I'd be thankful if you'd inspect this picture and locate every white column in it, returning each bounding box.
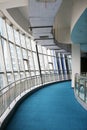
[72,44,80,88]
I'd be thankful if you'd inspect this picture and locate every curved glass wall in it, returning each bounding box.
[0,11,72,120]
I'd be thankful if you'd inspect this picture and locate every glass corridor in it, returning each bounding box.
[0,11,71,125]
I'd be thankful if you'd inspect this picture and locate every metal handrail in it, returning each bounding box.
[0,73,71,121]
[0,75,40,92]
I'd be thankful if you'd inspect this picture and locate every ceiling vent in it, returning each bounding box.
[36,0,56,2]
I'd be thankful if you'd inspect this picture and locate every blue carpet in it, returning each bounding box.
[5,81,87,130]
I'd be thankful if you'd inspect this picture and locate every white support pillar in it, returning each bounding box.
[72,44,80,88]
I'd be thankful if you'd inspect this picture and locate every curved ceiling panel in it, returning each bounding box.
[71,8,87,52]
[71,8,87,44]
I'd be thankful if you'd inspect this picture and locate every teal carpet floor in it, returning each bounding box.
[5,81,87,130]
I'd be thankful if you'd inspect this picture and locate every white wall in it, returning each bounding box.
[72,44,80,87]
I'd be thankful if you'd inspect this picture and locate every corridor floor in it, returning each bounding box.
[5,81,87,130]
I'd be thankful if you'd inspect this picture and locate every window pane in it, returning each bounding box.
[57,53,63,73]
[43,55,49,70]
[28,51,35,70]
[33,52,39,70]
[7,24,14,42]
[0,18,7,38]
[20,34,26,48]
[2,39,12,71]
[7,73,14,84]
[51,50,55,56]
[22,49,27,59]
[0,39,5,72]
[42,46,47,54]
[10,43,18,71]
[26,72,30,77]
[0,74,7,89]
[67,56,72,71]
[52,56,58,73]
[26,37,31,50]
[47,49,51,55]
[24,60,28,70]
[48,55,53,70]
[0,74,4,89]
[31,39,36,51]
[20,72,25,79]
[14,73,20,81]
[36,71,40,75]
[14,29,20,45]
[31,71,35,76]
[39,54,44,70]
[37,44,42,53]
[16,46,24,71]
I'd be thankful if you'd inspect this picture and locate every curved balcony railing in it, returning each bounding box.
[75,73,87,103]
[0,73,71,125]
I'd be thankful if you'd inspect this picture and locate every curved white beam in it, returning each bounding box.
[0,0,28,9]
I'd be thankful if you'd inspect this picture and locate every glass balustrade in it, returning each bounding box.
[0,73,71,118]
[75,73,87,103]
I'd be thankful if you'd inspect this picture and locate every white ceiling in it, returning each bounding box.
[0,0,70,53]
[28,0,62,49]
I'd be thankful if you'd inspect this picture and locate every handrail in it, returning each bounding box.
[0,73,71,125]
[0,73,59,92]
[0,75,42,92]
